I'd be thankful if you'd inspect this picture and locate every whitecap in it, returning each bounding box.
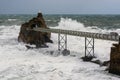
[8,19,17,21]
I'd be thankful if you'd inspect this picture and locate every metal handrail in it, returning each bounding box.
[32,28,119,41]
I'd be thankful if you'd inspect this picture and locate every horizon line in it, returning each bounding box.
[0,13,120,15]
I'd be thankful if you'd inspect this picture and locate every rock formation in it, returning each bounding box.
[109,43,120,75]
[18,13,53,48]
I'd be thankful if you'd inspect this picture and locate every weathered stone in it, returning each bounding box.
[18,13,53,48]
[109,43,120,75]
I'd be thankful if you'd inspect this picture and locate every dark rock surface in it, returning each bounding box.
[109,43,120,75]
[18,13,53,48]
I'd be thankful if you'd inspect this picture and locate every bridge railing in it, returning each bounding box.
[33,28,119,42]
[27,27,120,60]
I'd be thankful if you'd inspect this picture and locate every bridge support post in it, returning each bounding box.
[58,34,70,55]
[82,37,95,61]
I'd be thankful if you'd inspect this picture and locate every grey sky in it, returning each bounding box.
[0,0,120,14]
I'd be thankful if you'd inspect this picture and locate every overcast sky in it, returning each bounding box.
[0,0,120,14]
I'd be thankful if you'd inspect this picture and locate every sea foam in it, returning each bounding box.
[51,18,118,61]
[0,18,119,80]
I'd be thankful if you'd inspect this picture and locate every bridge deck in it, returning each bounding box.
[33,28,119,42]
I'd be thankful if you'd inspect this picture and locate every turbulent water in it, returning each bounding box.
[1,14,120,29]
[0,14,120,80]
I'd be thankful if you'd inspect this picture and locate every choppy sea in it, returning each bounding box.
[0,14,120,29]
[0,14,120,80]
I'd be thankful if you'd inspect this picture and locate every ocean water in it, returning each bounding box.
[1,14,120,29]
[0,14,120,80]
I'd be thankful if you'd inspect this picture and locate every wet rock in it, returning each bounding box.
[91,60,102,65]
[110,32,118,36]
[62,49,70,56]
[102,61,110,66]
[81,56,94,61]
[18,13,53,48]
[109,43,120,75]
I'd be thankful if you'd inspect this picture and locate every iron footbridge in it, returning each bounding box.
[29,28,119,59]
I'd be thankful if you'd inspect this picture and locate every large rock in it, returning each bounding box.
[109,43,120,75]
[18,13,53,48]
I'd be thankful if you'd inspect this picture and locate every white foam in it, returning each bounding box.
[52,18,118,60]
[56,18,101,32]
[0,18,119,80]
[8,19,17,21]
[55,18,120,34]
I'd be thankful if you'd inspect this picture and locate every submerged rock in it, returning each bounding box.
[18,13,53,48]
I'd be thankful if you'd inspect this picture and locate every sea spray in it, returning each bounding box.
[0,15,120,80]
